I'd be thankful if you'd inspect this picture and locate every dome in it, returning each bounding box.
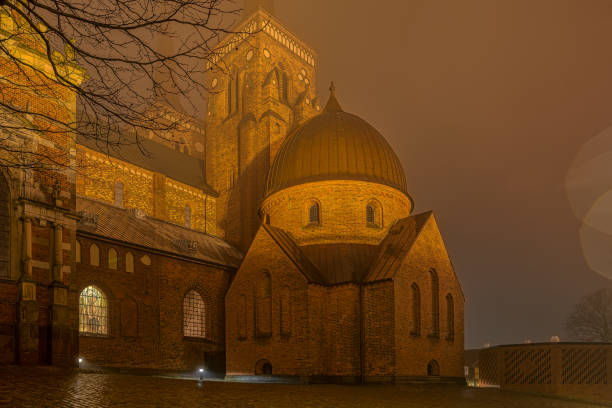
[266,84,408,197]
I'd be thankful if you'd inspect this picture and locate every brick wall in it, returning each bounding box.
[75,235,232,370]
[225,228,311,376]
[393,214,465,379]
[262,180,413,246]
[77,147,216,235]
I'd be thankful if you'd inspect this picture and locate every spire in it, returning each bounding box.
[324,81,343,112]
[243,0,275,16]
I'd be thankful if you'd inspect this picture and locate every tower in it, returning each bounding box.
[205,5,320,250]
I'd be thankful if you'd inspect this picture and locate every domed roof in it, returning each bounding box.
[266,84,408,196]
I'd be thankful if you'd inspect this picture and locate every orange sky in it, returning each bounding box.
[265,0,612,348]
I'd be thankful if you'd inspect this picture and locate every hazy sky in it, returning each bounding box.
[250,0,612,349]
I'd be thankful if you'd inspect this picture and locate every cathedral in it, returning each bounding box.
[0,1,465,383]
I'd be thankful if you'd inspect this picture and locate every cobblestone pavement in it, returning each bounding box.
[0,366,606,408]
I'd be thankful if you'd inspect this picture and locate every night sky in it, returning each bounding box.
[245,0,612,349]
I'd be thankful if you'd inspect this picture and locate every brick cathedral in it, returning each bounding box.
[0,1,465,383]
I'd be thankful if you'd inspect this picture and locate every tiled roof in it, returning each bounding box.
[77,134,217,196]
[76,197,242,268]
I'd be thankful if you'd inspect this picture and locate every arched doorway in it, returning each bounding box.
[0,173,10,279]
[427,360,440,376]
[255,359,272,375]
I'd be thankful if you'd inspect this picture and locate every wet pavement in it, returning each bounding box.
[0,366,606,407]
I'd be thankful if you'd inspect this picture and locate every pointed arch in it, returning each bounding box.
[108,248,117,269]
[125,251,134,273]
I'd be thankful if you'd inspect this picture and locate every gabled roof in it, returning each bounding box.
[263,224,327,284]
[78,134,217,196]
[300,244,378,284]
[364,212,433,282]
[76,197,242,268]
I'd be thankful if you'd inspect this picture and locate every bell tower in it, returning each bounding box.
[205,4,320,250]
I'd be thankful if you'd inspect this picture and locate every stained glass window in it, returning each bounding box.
[79,286,108,335]
[183,290,206,338]
[430,269,440,337]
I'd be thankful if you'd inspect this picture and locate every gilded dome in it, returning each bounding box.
[266,85,409,197]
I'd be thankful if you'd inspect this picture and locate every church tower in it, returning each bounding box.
[205,2,320,250]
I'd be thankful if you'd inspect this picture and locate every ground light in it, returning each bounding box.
[198,368,204,380]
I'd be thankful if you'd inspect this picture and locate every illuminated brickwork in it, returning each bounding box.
[262,181,413,246]
[76,146,217,235]
[205,9,319,250]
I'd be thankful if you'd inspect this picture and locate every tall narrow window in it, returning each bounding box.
[125,252,134,273]
[366,205,375,224]
[446,294,454,341]
[366,200,382,227]
[185,205,192,228]
[256,271,272,336]
[75,240,81,263]
[411,283,421,336]
[90,244,99,267]
[238,294,247,339]
[309,203,319,224]
[183,290,206,338]
[430,269,440,337]
[114,181,124,207]
[79,286,108,335]
[108,248,117,270]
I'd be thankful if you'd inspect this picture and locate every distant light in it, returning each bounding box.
[78,357,83,364]
[550,336,560,343]
[198,368,204,373]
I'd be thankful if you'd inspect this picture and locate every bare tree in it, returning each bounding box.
[0,0,249,170]
[566,288,612,343]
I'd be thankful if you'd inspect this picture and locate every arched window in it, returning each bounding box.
[411,283,421,336]
[90,244,99,267]
[446,294,454,341]
[309,202,319,224]
[125,252,134,273]
[183,290,206,338]
[260,271,271,298]
[108,248,117,270]
[430,269,440,337]
[185,205,192,228]
[75,240,81,263]
[366,205,375,224]
[114,181,124,207]
[366,200,382,227]
[427,360,440,376]
[79,286,108,335]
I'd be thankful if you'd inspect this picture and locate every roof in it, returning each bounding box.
[300,244,379,284]
[257,213,433,285]
[365,212,432,282]
[266,87,409,197]
[263,225,327,284]
[76,197,242,268]
[77,134,217,196]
